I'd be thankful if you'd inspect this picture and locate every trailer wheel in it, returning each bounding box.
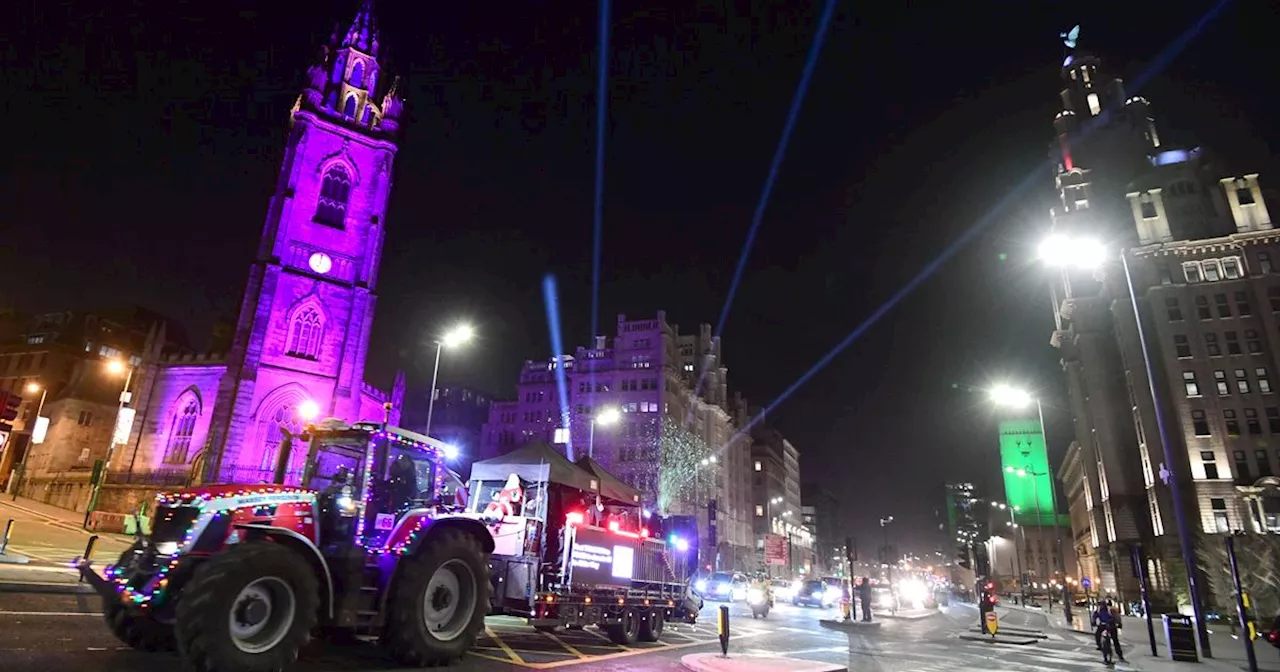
[385,528,490,666]
[105,604,175,651]
[175,542,319,672]
[638,609,664,642]
[605,608,640,645]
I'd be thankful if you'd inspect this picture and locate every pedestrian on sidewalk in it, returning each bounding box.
[858,576,873,622]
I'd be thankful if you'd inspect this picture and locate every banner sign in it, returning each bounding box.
[569,525,638,587]
[765,534,788,566]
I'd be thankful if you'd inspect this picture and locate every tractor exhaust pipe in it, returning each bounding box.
[273,428,294,485]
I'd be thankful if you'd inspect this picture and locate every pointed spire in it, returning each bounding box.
[342,0,380,57]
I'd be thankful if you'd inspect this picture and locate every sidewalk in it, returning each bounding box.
[1002,603,1278,671]
[0,496,131,592]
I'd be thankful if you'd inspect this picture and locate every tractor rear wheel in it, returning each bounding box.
[175,542,319,672]
[385,528,491,666]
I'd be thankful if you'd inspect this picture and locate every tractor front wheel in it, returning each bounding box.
[175,542,319,672]
[385,528,491,666]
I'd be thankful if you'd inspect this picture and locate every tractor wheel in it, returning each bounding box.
[105,603,175,651]
[175,542,319,672]
[385,528,491,666]
[638,609,664,642]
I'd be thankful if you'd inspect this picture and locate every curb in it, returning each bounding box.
[0,552,31,565]
[681,653,848,672]
[958,634,1038,645]
[967,626,1048,639]
[0,580,94,595]
[878,610,938,620]
[819,619,883,631]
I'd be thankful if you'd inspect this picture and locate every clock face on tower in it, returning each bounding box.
[308,252,333,275]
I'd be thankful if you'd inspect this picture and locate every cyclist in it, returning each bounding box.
[1094,600,1124,663]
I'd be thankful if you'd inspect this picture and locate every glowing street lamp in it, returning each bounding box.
[425,324,476,437]
[10,382,49,501]
[85,360,135,526]
[1037,233,1211,650]
[588,406,621,458]
[298,399,321,422]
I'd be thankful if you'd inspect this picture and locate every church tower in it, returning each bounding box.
[204,0,405,481]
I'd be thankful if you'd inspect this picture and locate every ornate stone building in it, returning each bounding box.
[123,1,406,490]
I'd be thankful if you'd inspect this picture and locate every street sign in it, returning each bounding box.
[764,534,788,566]
[1081,577,1092,590]
[984,611,999,635]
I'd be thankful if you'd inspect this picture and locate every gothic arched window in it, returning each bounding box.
[258,404,304,478]
[314,165,350,228]
[350,61,364,89]
[343,95,357,119]
[287,307,324,360]
[162,396,200,464]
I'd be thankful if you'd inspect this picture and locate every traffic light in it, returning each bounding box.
[979,581,998,611]
[0,390,19,423]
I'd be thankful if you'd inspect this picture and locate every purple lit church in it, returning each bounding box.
[129,1,405,484]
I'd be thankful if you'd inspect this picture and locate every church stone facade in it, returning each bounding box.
[127,1,405,488]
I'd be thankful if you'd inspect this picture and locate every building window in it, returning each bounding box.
[1270,288,1280,313]
[1205,333,1221,356]
[1158,263,1173,284]
[1234,369,1250,394]
[1269,408,1280,433]
[1257,449,1274,477]
[77,410,94,427]
[1149,488,1166,536]
[1183,371,1200,397]
[754,460,762,472]
[1237,184,1256,205]
[286,307,324,360]
[1211,500,1231,532]
[1143,200,1159,220]
[315,164,351,228]
[1205,462,1220,480]
[1236,291,1253,316]
[1185,264,1203,284]
[1087,92,1101,116]
[342,95,357,118]
[1215,293,1232,317]
[1174,334,1192,358]
[1226,331,1242,355]
[1224,410,1240,436]
[1223,257,1243,279]
[1205,262,1223,283]
[1166,297,1184,321]
[755,505,764,517]
[1246,408,1262,435]
[1246,329,1263,354]
[1191,410,1210,436]
[163,397,200,464]
[1214,370,1230,395]
[1258,367,1273,394]
[1260,253,1273,274]
[1234,451,1251,480]
[1196,296,1212,319]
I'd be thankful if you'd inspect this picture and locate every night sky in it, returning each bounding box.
[2,0,1275,553]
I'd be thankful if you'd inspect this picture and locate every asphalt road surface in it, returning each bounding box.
[0,593,1133,671]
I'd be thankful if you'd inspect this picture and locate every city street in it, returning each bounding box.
[0,591,1165,672]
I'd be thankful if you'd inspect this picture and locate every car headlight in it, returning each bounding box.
[747,588,765,603]
[154,541,179,556]
[695,579,708,592]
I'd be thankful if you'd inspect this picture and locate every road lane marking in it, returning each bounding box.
[484,626,526,665]
[0,611,102,616]
[539,630,587,659]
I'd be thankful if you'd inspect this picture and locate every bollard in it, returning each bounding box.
[0,519,13,555]
[717,604,729,657]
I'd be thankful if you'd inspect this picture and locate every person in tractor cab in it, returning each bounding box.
[386,453,420,513]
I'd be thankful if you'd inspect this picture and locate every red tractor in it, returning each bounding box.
[78,421,495,672]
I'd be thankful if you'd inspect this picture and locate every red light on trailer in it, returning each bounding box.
[640,527,649,538]
[566,511,584,526]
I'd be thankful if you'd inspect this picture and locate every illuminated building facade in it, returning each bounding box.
[1047,29,1276,606]
[122,2,406,493]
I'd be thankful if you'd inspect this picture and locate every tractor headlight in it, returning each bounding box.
[154,541,179,556]
[336,486,358,516]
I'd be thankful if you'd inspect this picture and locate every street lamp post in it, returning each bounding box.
[1040,234,1211,654]
[588,406,620,458]
[10,382,48,501]
[425,324,475,438]
[991,502,1026,601]
[880,515,894,582]
[85,360,134,526]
